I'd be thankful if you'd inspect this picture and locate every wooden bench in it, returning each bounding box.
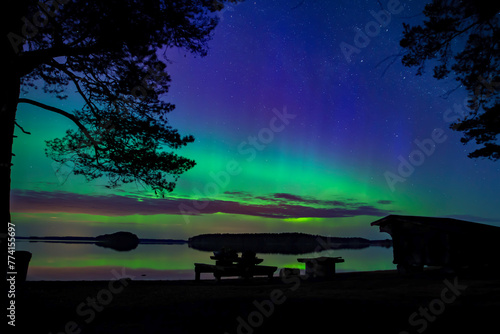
[194,263,277,281]
[297,256,344,278]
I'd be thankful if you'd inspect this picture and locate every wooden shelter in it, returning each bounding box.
[371,215,500,273]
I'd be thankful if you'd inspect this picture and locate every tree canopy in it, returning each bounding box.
[400,0,500,160]
[5,0,239,196]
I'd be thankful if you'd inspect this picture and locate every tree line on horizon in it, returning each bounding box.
[188,232,391,254]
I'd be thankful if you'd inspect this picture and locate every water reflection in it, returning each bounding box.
[19,241,396,281]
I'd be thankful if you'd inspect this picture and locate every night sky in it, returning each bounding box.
[11,0,500,240]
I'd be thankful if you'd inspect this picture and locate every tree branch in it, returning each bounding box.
[48,59,100,119]
[435,21,481,52]
[17,98,100,158]
[375,51,404,77]
[18,44,100,76]
[14,121,31,135]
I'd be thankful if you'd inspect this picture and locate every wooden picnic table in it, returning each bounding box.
[297,256,345,278]
[195,251,276,281]
[194,263,276,281]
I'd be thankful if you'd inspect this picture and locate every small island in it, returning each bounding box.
[95,231,140,251]
[18,231,141,251]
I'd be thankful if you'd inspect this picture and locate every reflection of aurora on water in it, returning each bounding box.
[19,241,395,281]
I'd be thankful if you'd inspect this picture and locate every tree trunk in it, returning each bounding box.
[1,64,20,269]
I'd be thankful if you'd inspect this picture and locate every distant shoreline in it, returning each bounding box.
[16,236,188,245]
[17,232,392,249]
[189,232,392,254]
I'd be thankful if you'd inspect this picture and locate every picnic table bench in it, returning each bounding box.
[194,263,277,281]
[194,249,277,281]
[297,256,345,278]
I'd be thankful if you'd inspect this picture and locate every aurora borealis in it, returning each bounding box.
[11,0,500,245]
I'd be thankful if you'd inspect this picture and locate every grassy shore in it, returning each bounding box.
[15,269,500,334]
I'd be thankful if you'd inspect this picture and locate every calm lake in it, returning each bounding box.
[19,241,396,281]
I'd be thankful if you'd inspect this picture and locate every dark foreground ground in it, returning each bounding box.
[13,269,500,334]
